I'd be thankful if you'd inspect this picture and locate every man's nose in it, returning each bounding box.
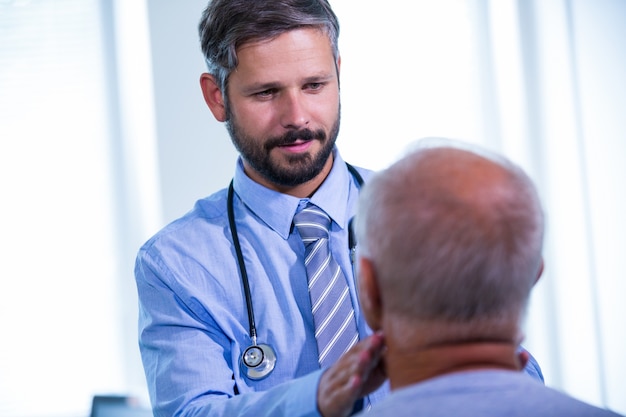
[279,90,309,129]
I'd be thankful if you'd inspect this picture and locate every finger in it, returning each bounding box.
[317,334,386,417]
[354,332,385,376]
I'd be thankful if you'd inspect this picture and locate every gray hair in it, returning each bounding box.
[355,139,544,333]
[198,0,340,93]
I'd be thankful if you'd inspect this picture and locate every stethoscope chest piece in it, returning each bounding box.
[240,343,277,380]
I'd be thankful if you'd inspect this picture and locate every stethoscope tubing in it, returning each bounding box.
[227,181,258,344]
[227,163,363,380]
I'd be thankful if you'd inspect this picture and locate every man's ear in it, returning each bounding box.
[357,257,382,331]
[534,258,545,285]
[335,55,341,88]
[200,73,227,122]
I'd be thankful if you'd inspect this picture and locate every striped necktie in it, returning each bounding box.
[294,203,360,368]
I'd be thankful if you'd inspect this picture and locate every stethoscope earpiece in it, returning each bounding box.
[240,343,277,380]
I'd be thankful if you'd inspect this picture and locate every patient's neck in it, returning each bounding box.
[387,340,522,390]
[383,319,523,391]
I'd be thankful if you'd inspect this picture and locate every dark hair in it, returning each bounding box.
[198,0,340,92]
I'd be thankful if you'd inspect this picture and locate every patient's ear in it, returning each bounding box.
[534,258,545,285]
[357,257,382,331]
[200,73,227,122]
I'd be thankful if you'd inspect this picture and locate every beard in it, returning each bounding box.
[225,106,341,187]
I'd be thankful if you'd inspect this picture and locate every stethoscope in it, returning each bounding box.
[228,163,364,380]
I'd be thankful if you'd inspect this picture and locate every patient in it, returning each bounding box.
[354,139,623,416]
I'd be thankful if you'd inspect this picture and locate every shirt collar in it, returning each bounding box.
[232,148,351,239]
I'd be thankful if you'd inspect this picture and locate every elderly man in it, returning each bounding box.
[354,140,623,417]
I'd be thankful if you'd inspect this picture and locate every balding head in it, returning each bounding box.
[355,140,544,343]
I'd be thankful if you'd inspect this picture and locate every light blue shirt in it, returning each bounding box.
[135,150,381,417]
[135,149,544,416]
[357,370,622,417]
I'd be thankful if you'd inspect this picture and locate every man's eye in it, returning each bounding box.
[255,89,276,98]
[306,82,323,91]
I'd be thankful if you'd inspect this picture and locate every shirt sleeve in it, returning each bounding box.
[135,248,323,417]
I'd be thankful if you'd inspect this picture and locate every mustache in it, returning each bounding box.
[265,129,326,150]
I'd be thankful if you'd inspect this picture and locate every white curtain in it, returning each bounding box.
[0,0,156,416]
[336,0,626,413]
[503,0,626,411]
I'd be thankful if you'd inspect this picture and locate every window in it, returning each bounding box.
[0,1,154,415]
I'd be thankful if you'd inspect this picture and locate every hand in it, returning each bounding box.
[317,331,386,417]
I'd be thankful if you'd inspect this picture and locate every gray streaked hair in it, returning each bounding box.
[198,0,340,93]
[356,138,544,330]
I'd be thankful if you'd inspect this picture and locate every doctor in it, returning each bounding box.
[134,1,542,416]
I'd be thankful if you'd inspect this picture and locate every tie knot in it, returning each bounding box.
[294,204,331,242]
